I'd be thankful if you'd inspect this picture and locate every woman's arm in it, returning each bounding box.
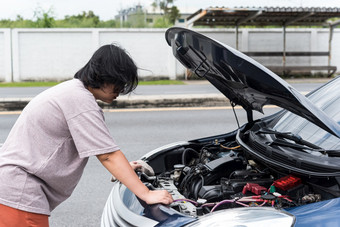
[97,150,173,205]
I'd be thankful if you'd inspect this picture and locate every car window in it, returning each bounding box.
[273,77,340,150]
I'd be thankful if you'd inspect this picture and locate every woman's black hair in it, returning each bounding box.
[74,44,138,94]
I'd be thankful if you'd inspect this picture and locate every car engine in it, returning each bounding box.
[140,138,340,217]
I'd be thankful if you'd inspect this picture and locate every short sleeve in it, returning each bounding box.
[67,110,120,158]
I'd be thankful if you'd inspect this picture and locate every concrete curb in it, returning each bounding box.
[0,98,32,111]
[0,94,229,111]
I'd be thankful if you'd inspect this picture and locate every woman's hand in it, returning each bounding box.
[129,161,172,204]
[143,190,173,205]
[129,161,142,170]
[98,151,173,205]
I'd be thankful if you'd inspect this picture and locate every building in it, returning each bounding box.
[115,4,192,27]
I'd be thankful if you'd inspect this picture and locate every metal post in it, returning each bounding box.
[328,19,340,77]
[283,25,286,75]
[328,24,333,76]
[9,28,14,82]
[236,25,239,50]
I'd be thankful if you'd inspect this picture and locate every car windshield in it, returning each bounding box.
[273,77,340,150]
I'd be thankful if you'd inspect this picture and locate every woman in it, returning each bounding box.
[0,44,173,227]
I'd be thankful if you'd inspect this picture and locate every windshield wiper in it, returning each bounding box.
[256,128,326,154]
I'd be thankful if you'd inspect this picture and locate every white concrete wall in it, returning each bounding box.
[0,29,12,82]
[246,29,332,67]
[12,29,94,82]
[98,29,173,78]
[0,28,339,82]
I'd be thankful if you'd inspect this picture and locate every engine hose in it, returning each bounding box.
[144,182,156,190]
[188,176,198,196]
[179,171,195,192]
[182,148,199,165]
[190,177,200,198]
[179,173,190,190]
[193,175,205,200]
[201,187,223,201]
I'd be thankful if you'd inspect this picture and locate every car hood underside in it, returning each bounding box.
[165,27,340,138]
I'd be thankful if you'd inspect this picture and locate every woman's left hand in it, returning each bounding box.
[129,161,142,170]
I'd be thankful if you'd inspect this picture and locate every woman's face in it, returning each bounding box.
[88,83,121,103]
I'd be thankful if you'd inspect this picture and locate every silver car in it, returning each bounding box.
[101,27,340,227]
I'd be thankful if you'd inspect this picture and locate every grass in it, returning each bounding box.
[0,80,185,87]
[0,81,60,87]
[139,80,185,85]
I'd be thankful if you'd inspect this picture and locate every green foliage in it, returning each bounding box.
[125,12,147,28]
[168,6,180,24]
[34,7,56,28]
[0,81,60,87]
[153,17,172,28]
[152,0,180,25]
[98,20,119,28]
[61,10,100,27]
[0,4,180,28]
[0,15,36,28]
[139,80,185,85]
[0,8,120,28]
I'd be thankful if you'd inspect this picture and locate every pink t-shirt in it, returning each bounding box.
[0,79,120,215]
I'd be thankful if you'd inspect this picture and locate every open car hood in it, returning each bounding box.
[165,27,340,138]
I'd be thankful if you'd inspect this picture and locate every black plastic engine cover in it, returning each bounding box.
[203,156,245,185]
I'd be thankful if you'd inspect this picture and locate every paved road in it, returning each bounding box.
[0,106,280,226]
[0,78,331,226]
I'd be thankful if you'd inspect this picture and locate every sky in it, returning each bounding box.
[0,0,340,21]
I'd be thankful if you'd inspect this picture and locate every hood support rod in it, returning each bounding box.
[246,109,253,124]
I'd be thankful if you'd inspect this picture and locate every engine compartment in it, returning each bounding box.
[140,136,340,217]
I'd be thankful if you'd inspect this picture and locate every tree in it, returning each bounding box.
[0,15,35,28]
[98,19,118,28]
[34,8,55,28]
[62,11,100,27]
[153,17,171,28]
[0,10,119,28]
[168,6,180,25]
[152,0,180,25]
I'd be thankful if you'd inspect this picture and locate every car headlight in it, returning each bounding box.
[185,207,295,227]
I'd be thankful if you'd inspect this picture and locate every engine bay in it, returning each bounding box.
[140,136,340,217]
